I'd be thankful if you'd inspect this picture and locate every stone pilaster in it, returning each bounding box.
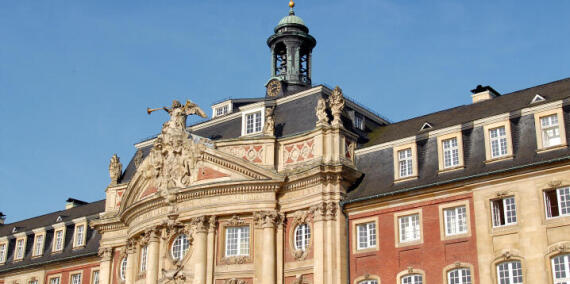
[255,211,278,284]
[276,214,285,284]
[125,240,136,284]
[146,229,161,284]
[206,216,217,284]
[325,202,338,284]
[311,203,326,284]
[191,216,209,284]
[98,247,113,284]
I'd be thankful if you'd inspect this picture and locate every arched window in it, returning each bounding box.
[294,223,311,251]
[552,254,570,283]
[171,234,190,261]
[119,257,127,281]
[496,261,522,284]
[448,268,471,284]
[401,274,422,284]
[358,280,378,284]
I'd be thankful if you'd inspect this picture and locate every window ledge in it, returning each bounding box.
[491,224,519,236]
[354,250,377,258]
[354,247,378,255]
[537,144,567,154]
[394,175,418,183]
[485,154,514,164]
[396,240,422,248]
[438,165,465,174]
[545,215,570,228]
[72,245,85,250]
[441,232,470,242]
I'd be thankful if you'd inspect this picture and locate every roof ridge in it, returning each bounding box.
[1,199,104,227]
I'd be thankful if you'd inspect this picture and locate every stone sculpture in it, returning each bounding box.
[109,154,122,185]
[328,86,345,127]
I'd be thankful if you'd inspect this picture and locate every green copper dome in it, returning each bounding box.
[277,13,306,27]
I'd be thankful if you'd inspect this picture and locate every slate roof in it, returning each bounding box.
[346,77,570,203]
[0,200,105,273]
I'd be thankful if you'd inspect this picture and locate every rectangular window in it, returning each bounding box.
[92,271,99,284]
[225,226,250,257]
[398,148,413,178]
[0,243,6,263]
[491,197,517,227]
[444,206,467,236]
[552,254,570,283]
[541,114,561,147]
[29,281,38,284]
[356,222,376,250]
[545,187,570,218]
[399,214,420,243]
[245,111,262,134]
[71,273,81,284]
[215,105,229,117]
[34,235,44,256]
[489,126,508,158]
[497,261,523,284]
[50,277,61,284]
[442,137,460,168]
[75,225,85,247]
[15,239,25,260]
[354,112,364,130]
[140,246,148,272]
[54,230,64,251]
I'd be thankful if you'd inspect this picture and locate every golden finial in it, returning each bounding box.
[289,0,295,8]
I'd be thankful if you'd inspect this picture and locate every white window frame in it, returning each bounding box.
[356,222,377,250]
[0,242,7,263]
[294,223,311,251]
[447,267,472,284]
[444,206,467,236]
[401,274,423,284]
[399,214,420,243]
[225,226,250,257]
[545,187,570,219]
[212,102,232,118]
[496,261,523,284]
[354,112,365,130]
[15,237,25,260]
[398,148,413,178]
[28,280,38,284]
[491,196,517,227]
[442,137,460,168]
[70,273,81,284]
[54,229,65,252]
[49,276,61,284]
[140,245,148,272]
[241,108,264,136]
[33,234,45,256]
[119,257,127,281]
[358,280,378,284]
[552,254,570,284]
[489,126,508,158]
[170,234,190,261]
[74,224,85,247]
[91,270,99,284]
[541,114,562,147]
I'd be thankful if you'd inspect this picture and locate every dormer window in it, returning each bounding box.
[33,233,45,257]
[354,112,364,130]
[53,227,66,253]
[15,238,25,260]
[0,242,7,263]
[212,102,232,118]
[74,224,85,247]
[241,108,264,136]
[531,94,545,104]
[56,216,63,222]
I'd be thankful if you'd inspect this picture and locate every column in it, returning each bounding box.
[192,216,208,284]
[325,202,338,284]
[125,241,136,284]
[206,216,217,284]
[146,229,160,284]
[260,212,277,284]
[276,215,284,284]
[98,248,113,284]
[312,203,326,284]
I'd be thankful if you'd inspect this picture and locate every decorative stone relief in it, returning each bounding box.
[208,216,217,233]
[142,100,208,193]
[126,238,137,254]
[98,247,113,261]
[190,216,209,233]
[227,215,247,226]
[284,139,315,165]
[254,211,279,228]
[222,145,264,164]
[315,97,329,127]
[225,278,246,284]
[161,263,186,283]
[220,255,251,265]
[263,106,275,136]
[109,154,122,185]
[345,139,355,160]
[548,242,570,254]
[328,86,345,127]
[310,202,327,222]
[134,149,144,168]
[325,202,338,221]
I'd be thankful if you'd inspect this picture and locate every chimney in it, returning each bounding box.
[66,198,88,210]
[0,212,6,225]
[470,85,500,103]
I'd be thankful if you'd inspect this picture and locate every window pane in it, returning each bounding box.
[448,268,471,284]
[552,254,570,283]
[558,187,570,216]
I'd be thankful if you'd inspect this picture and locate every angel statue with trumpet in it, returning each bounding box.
[148,100,207,135]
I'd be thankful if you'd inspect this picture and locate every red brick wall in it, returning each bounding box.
[349,193,479,283]
[45,261,99,284]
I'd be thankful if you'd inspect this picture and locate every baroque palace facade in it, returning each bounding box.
[2,2,570,284]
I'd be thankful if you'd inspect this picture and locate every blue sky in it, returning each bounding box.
[1,1,569,222]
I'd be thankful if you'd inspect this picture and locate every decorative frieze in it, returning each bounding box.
[219,255,251,265]
[221,145,265,164]
[283,139,315,165]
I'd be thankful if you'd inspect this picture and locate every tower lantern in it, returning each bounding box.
[266,1,317,97]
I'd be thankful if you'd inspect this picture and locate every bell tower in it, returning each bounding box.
[266,1,317,97]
